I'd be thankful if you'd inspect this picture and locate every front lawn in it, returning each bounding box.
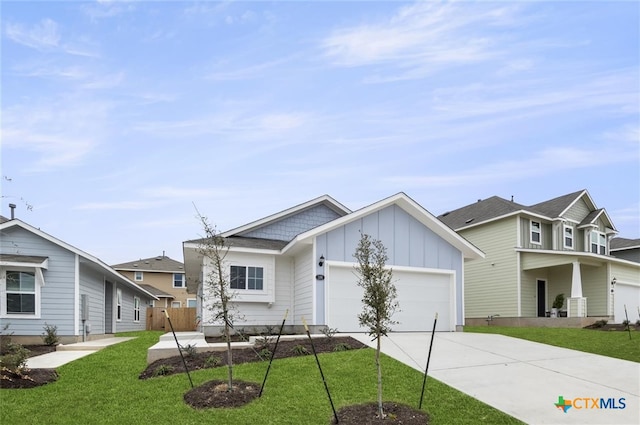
[1,331,522,424]
[465,326,640,363]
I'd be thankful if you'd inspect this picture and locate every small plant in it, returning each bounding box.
[152,364,174,377]
[291,344,310,356]
[320,326,338,339]
[0,322,13,355]
[204,354,221,368]
[0,342,30,374]
[622,320,631,331]
[258,348,272,360]
[180,344,198,358]
[593,319,608,328]
[255,335,271,349]
[264,325,276,335]
[235,327,247,341]
[552,293,565,310]
[333,342,351,352]
[41,323,60,346]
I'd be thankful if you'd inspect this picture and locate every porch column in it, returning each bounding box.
[570,261,582,298]
[568,261,587,317]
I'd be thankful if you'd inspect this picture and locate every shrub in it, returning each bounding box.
[291,345,310,356]
[180,344,198,358]
[593,319,608,328]
[622,320,631,331]
[0,323,13,355]
[320,326,338,339]
[255,335,271,349]
[204,354,221,368]
[333,342,351,352]
[0,342,30,374]
[264,325,276,335]
[41,323,60,346]
[152,364,174,377]
[258,348,272,360]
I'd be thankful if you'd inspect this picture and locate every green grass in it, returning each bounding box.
[1,331,522,424]
[465,326,640,363]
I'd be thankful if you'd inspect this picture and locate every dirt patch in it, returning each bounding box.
[333,402,429,424]
[24,345,57,357]
[584,323,640,331]
[184,379,261,409]
[1,368,58,389]
[139,336,366,379]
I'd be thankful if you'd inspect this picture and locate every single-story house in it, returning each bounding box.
[437,189,640,324]
[0,214,157,344]
[183,193,484,335]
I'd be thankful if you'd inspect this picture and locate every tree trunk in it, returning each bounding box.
[376,336,384,419]
[224,310,233,391]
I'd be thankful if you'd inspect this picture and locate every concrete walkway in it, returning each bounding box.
[26,337,135,369]
[349,332,639,425]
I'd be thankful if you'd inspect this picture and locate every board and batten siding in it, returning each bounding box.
[0,226,77,336]
[315,205,465,324]
[293,246,313,326]
[461,216,519,318]
[78,263,107,335]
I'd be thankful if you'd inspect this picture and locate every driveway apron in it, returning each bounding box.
[349,332,639,425]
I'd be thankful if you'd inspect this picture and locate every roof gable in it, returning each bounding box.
[220,195,351,240]
[529,189,589,218]
[438,196,527,230]
[286,192,484,260]
[113,255,184,272]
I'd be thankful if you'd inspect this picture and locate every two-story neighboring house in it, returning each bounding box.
[112,255,192,308]
[438,189,640,324]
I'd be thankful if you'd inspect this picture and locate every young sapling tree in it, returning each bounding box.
[354,233,398,419]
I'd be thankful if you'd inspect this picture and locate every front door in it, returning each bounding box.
[537,280,546,317]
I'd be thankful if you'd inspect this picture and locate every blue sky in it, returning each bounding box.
[2,1,638,264]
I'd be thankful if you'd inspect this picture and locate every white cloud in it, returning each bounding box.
[5,18,61,50]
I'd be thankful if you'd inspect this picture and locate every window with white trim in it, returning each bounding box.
[590,231,607,255]
[1,267,45,318]
[530,220,541,244]
[171,301,181,308]
[133,296,140,322]
[134,271,143,281]
[187,298,197,308]
[563,225,574,249]
[6,271,36,314]
[116,288,122,321]
[173,273,185,288]
[230,266,263,290]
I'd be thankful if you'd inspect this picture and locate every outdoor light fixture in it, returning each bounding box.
[611,277,616,293]
[318,255,325,267]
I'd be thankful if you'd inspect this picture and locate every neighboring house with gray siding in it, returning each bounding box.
[610,238,640,263]
[437,189,640,324]
[183,193,483,335]
[0,216,156,344]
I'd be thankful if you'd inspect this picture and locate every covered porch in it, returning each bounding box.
[518,250,613,319]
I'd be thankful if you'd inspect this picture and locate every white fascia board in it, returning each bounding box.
[517,248,640,269]
[0,258,49,269]
[456,210,552,232]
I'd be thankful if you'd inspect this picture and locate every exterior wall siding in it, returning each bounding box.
[0,227,76,336]
[113,283,146,332]
[293,247,313,326]
[241,205,341,241]
[520,217,552,250]
[79,263,107,335]
[611,249,640,263]
[564,198,591,222]
[581,264,607,316]
[547,265,572,309]
[315,205,466,324]
[521,269,548,317]
[462,217,519,318]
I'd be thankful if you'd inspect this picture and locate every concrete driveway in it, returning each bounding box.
[349,332,639,425]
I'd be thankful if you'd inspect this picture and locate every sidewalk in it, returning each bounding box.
[26,337,135,369]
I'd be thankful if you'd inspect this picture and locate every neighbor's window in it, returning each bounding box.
[6,271,36,314]
[563,225,574,249]
[133,297,140,322]
[530,220,541,244]
[187,298,197,308]
[134,271,143,281]
[171,301,181,308]
[173,273,185,288]
[591,231,607,255]
[230,266,264,290]
[116,289,122,321]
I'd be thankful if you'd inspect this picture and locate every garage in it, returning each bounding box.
[326,264,454,332]
[614,283,640,323]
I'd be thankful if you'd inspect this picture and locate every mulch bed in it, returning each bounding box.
[184,379,261,409]
[584,323,640,331]
[333,402,429,424]
[1,345,59,389]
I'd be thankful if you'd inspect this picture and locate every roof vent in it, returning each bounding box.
[156,257,162,261]
[465,218,474,224]
[477,199,481,202]
[441,211,450,217]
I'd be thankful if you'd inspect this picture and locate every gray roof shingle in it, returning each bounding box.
[528,189,585,217]
[610,237,640,251]
[438,196,527,230]
[112,255,184,272]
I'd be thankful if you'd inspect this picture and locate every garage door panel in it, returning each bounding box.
[614,284,640,323]
[327,265,453,332]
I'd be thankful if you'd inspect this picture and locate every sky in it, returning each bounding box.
[1,0,639,265]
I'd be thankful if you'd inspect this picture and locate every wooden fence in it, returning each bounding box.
[146,307,197,332]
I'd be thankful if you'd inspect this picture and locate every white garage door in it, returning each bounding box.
[326,265,454,332]
[614,283,640,323]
